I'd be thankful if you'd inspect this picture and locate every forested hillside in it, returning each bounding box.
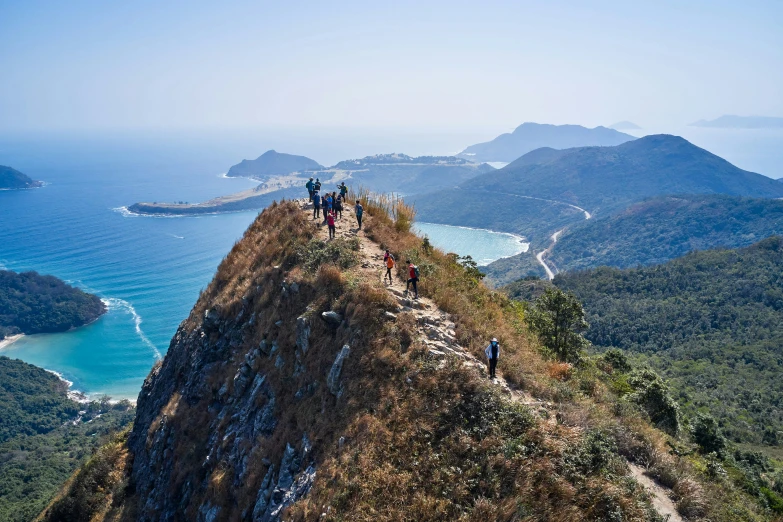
[0,357,134,522]
[0,165,42,190]
[554,236,783,445]
[0,270,106,339]
[549,194,783,272]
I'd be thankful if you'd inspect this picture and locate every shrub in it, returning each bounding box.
[625,368,680,436]
[690,413,726,455]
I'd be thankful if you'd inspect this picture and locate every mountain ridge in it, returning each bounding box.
[226,150,323,180]
[458,122,636,162]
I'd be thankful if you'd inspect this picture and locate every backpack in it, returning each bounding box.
[413,265,420,278]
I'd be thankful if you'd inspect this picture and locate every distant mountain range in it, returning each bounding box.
[0,165,42,190]
[608,121,641,130]
[457,122,635,163]
[689,115,783,129]
[226,150,323,179]
[414,134,783,285]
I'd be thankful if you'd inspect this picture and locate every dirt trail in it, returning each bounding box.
[298,197,680,520]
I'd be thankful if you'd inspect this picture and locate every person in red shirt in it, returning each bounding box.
[405,259,418,299]
[327,211,336,239]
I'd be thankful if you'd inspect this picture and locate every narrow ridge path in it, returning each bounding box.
[297,197,681,521]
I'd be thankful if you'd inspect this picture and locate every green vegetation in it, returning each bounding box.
[525,287,589,363]
[0,165,42,190]
[0,357,134,522]
[552,236,783,446]
[549,194,783,272]
[0,270,106,339]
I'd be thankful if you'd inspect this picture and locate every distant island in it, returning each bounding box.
[225,150,323,180]
[608,121,641,130]
[689,115,783,129]
[0,165,43,190]
[0,270,106,341]
[128,153,492,216]
[457,122,636,163]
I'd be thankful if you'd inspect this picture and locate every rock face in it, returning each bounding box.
[125,213,351,521]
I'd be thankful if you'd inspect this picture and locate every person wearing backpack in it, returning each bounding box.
[405,259,419,299]
[334,194,343,219]
[339,182,348,200]
[314,178,322,192]
[355,200,364,230]
[305,177,314,201]
[484,338,500,379]
[313,191,321,219]
[327,211,336,239]
[383,249,395,284]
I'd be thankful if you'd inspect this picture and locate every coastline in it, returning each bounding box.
[0,333,24,350]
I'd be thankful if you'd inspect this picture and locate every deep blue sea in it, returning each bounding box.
[0,127,780,399]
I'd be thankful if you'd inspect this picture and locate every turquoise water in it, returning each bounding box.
[413,222,528,266]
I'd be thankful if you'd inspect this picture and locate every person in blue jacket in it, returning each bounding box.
[313,191,321,219]
[484,337,500,379]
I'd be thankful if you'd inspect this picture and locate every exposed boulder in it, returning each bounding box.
[327,345,351,397]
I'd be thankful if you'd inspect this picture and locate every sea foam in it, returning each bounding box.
[102,297,162,359]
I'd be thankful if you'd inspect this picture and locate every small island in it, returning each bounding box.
[0,270,106,342]
[0,165,43,190]
[225,150,323,180]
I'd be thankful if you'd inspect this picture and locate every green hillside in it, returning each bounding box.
[0,165,42,190]
[552,236,783,446]
[0,357,134,522]
[0,270,106,340]
[549,194,783,272]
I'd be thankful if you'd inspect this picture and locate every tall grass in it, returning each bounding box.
[354,187,416,233]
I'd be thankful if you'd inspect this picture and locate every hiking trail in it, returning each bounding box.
[297,197,681,521]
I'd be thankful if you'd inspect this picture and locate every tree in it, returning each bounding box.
[527,287,589,362]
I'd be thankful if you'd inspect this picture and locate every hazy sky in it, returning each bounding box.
[1,0,781,132]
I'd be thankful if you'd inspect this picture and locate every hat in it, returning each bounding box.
[491,338,498,343]
[309,177,313,180]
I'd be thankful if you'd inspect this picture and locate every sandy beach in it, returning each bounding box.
[0,333,24,350]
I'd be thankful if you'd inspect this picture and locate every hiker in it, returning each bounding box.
[355,200,364,230]
[334,193,344,219]
[384,250,395,284]
[324,193,333,221]
[327,211,336,239]
[305,177,314,201]
[405,259,419,299]
[339,182,348,200]
[314,178,322,193]
[313,191,321,219]
[484,338,500,379]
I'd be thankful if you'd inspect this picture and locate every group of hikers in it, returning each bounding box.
[306,178,363,236]
[304,177,501,380]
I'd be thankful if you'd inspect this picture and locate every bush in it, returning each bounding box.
[625,368,680,436]
[691,413,726,455]
[526,288,590,363]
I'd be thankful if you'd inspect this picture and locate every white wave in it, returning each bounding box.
[102,297,162,359]
[218,172,229,178]
[112,206,138,217]
[167,233,185,239]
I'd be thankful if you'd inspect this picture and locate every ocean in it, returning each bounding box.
[0,127,780,399]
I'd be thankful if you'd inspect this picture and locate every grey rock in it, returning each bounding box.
[274,320,283,327]
[296,315,310,354]
[275,354,285,369]
[259,339,269,355]
[321,311,343,327]
[203,307,221,331]
[327,345,351,397]
[290,282,299,293]
[383,311,398,321]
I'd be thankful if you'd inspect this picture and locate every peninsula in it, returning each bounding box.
[0,270,106,341]
[0,165,43,190]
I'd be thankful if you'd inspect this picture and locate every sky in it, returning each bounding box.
[1,0,781,132]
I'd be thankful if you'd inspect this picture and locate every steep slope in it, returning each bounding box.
[50,200,780,521]
[553,236,783,445]
[458,122,635,162]
[547,194,783,272]
[226,150,323,179]
[0,165,42,189]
